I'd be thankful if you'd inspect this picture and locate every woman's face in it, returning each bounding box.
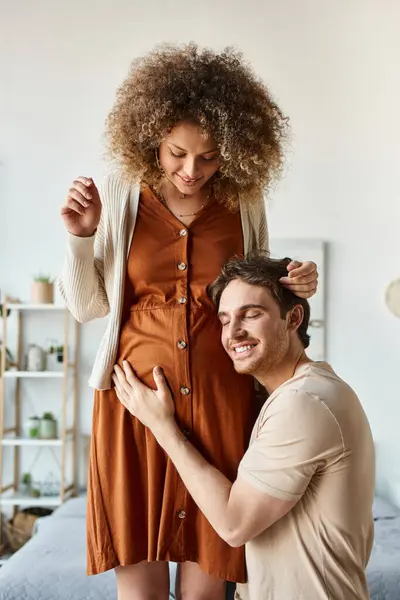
[158,122,221,196]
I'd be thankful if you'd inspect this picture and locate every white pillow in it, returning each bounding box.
[373,495,400,520]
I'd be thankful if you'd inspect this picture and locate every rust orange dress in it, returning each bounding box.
[86,187,257,582]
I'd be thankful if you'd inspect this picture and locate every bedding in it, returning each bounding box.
[1,496,399,600]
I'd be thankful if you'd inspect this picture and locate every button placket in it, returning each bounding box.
[174,224,192,529]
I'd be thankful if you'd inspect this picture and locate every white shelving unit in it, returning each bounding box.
[0,493,63,508]
[2,438,64,447]
[4,371,65,378]
[6,304,64,311]
[0,301,80,556]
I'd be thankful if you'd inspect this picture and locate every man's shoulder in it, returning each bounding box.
[277,362,356,406]
[257,362,368,452]
[260,362,357,427]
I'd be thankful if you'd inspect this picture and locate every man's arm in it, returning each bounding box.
[155,419,296,547]
[113,362,300,546]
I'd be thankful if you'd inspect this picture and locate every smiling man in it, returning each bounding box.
[113,253,375,600]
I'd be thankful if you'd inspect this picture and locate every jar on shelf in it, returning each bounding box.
[45,339,60,371]
[26,344,45,371]
[42,472,59,497]
[39,413,58,439]
[20,472,32,495]
[24,416,40,438]
[31,277,54,304]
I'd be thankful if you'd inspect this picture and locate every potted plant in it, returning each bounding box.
[30,485,41,498]
[45,339,60,371]
[39,412,58,439]
[24,415,40,438]
[0,304,14,375]
[31,274,54,304]
[0,342,13,376]
[20,472,32,495]
[56,345,64,364]
[0,305,10,318]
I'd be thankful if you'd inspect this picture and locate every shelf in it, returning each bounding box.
[4,371,64,378]
[5,304,66,311]
[0,299,79,523]
[2,438,63,447]
[0,493,63,507]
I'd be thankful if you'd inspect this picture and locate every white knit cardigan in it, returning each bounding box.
[58,174,269,390]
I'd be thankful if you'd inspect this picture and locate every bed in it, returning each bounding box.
[0,497,176,600]
[366,496,400,599]
[0,496,399,599]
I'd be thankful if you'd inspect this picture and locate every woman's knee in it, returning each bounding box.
[175,561,226,600]
[115,560,170,600]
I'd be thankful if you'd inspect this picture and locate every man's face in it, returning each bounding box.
[218,279,290,377]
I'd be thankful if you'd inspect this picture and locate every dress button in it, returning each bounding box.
[177,340,187,350]
[180,386,190,395]
[177,262,187,271]
[177,510,186,519]
[178,297,187,305]
[179,229,188,237]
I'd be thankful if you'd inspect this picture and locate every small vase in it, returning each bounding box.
[25,417,40,438]
[31,281,54,304]
[26,344,45,371]
[20,482,32,496]
[39,419,57,439]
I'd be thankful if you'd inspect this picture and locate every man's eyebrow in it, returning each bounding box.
[239,304,265,311]
[217,304,266,318]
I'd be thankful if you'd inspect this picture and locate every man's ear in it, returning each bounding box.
[287,305,304,332]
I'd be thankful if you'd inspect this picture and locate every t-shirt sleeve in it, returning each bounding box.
[238,390,344,501]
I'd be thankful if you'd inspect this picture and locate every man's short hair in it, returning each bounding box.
[209,252,311,349]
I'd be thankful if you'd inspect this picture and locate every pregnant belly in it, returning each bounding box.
[117,306,256,473]
[116,306,239,394]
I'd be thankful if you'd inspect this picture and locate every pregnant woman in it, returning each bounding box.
[59,44,318,600]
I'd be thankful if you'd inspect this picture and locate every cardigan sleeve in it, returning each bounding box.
[57,178,112,323]
[258,196,269,252]
[247,195,269,253]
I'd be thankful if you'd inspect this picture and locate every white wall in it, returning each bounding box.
[1,0,400,499]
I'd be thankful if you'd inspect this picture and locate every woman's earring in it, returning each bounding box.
[155,149,164,174]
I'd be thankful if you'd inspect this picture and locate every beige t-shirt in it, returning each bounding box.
[236,362,375,600]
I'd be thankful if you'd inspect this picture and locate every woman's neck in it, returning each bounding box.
[162,178,208,203]
[159,178,210,224]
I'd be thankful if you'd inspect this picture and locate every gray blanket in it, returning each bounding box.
[0,498,175,600]
[1,497,399,599]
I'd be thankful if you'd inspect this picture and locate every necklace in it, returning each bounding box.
[292,351,308,378]
[158,186,210,218]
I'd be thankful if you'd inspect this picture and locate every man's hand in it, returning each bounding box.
[112,361,175,436]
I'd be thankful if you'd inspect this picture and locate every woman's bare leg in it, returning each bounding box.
[176,561,226,600]
[115,560,170,600]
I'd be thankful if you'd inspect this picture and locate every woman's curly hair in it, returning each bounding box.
[106,43,289,209]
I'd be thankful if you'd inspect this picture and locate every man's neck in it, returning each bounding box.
[258,345,313,395]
